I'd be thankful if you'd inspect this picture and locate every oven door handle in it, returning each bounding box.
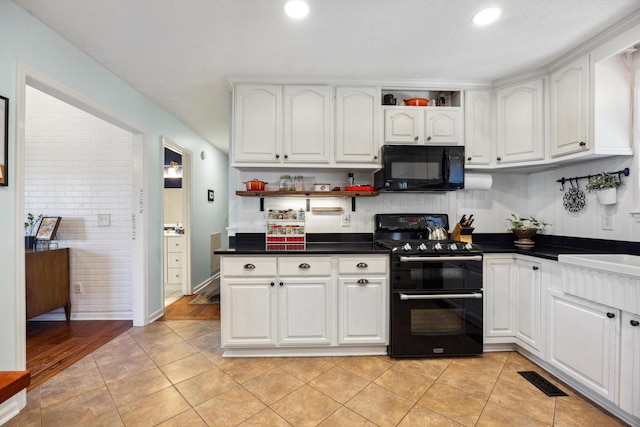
[399,292,483,300]
[399,255,483,262]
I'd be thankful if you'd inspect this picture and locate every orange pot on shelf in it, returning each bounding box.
[403,98,429,106]
[243,179,267,191]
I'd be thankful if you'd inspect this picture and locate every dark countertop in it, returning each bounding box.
[215,233,639,260]
[215,241,388,255]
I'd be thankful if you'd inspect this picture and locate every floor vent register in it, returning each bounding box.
[518,371,568,397]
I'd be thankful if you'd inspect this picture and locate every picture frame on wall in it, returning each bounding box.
[35,217,62,241]
[0,95,8,186]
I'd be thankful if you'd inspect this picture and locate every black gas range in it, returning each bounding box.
[375,214,484,358]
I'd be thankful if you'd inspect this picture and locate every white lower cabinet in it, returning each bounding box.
[620,311,640,418]
[484,256,516,339]
[549,290,619,403]
[337,256,388,345]
[278,277,332,346]
[221,254,388,353]
[514,258,541,353]
[224,277,277,347]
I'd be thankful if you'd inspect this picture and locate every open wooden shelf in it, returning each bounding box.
[235,190,379,212]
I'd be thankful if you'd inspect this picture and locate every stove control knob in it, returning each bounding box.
[403,243,412,251]
[434,242,443,251]
[449,243,458,250]
[464,243,474,250]
[418,243,427,251]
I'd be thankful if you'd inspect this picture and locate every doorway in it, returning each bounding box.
[162,138,192,307]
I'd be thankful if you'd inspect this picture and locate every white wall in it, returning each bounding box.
[25,86,133,317]
[0,1,229,378]
[232,161,638,242]
[231,169,527,234]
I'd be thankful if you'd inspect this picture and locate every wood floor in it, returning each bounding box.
[26,320,132,390]
[25,294,219,391]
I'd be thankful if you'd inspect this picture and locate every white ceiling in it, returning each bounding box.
[13,0,640,153]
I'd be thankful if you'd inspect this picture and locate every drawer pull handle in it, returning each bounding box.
[607,312,615,319]
[357,279,369,285]
[356,262,368,268]
[299,263,311,269]
[631,320,639,327]
[244,264,256,269]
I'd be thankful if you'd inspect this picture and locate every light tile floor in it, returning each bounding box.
[7,320,629,427]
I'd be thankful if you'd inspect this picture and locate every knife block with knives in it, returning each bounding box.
[452,215,474,243]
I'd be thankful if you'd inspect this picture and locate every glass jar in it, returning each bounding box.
[279,175,293,190]
[294,175,304,191]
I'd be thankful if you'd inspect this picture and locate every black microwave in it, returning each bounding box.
[374,145,465,191]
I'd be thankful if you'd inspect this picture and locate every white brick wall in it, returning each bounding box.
[25,86,133,317]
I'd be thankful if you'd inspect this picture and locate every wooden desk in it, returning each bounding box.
[25,248,70,320]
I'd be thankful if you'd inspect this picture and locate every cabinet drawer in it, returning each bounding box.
[223,257,277,277]
[167,268,182,283]
[278,257,332,276]
[338,256,387,275]
[167,253,183,268]
[166,237,184,252]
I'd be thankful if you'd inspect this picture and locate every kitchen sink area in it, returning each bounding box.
[559,254,640,277]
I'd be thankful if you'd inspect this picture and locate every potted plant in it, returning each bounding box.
[586,172,621,205]
[506,214,550,247]
[24,213,42,249]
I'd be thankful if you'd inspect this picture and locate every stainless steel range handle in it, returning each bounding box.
[399,255,483,262]
[399,293,483,300]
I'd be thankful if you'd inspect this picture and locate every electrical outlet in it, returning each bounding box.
[75,283,83,294]
[98,213,110,226]
[602,214,613,230]
[341,214,350,227]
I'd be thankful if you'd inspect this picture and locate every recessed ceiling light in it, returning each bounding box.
[284,0,309,19]
[472,7,501,26]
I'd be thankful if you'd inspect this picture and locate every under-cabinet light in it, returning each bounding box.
[472,7,501,26]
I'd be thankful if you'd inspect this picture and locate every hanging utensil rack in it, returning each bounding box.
[556,168,629,191]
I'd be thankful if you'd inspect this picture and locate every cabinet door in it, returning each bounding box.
[278,277,332,346]
[283,85,330,163]
[221,278,277,347]
[335,87,380,163]
[514,259,541,351]
[496,79,544,164]
[464,90,492,165]
[550,56,589,157]
[549,291,619,402]
[620,311,640,418]
[384,108,420,143]
[338,277,387,344]
[424,108,462,145]
[484,257,516,338]
[233,84,282,163]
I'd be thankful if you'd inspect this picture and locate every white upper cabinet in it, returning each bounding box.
[283,85,330,163]
[464,90,492,166]
[384,108,420,143]
[335,87,380,164]
[233,84,282,164]
[233,84,329,166]
[496,78,545,165]
[550,56,589,157]
[384,107,462,146]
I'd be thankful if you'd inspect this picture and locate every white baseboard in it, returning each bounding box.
[148,307,164,323]
[193,273,219,295]
[0,393,25,426]
[28,309,133,321]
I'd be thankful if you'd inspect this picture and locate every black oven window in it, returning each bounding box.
[411,307,465,336]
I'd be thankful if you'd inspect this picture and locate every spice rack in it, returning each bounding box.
[266,207,306,250]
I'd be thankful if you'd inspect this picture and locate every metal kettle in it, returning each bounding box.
[428,226,449,240]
